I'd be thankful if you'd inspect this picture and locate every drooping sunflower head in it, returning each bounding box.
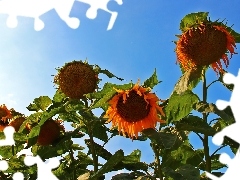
[8,116,26,132]
[33,119,65,146]
[176,22,237,74]
[0,104,12,131]
[104,81,165,139]
[54,60,98,99]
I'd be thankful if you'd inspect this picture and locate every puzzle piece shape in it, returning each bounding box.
[76,0,122,30]
[206,150,240,179]
[0,0,79,31]
[0,160,8,171]
[24,155,60,180]
[206,69,240,179]
[0,0,123,31]
[0,126,15,146]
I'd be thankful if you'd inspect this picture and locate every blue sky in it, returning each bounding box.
[0,0,240,178]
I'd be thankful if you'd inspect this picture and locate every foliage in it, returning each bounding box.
[0,11,239,180]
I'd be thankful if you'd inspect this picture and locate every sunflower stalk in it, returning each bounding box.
[202,68,211,173]
[151,143,164,180]
[69,148,76,180]
[88,123,99,173]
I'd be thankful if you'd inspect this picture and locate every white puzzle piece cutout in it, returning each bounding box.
[24,155,60,180]
[206,69,240,180]
[0,126,60,179]
[0,0,123,31]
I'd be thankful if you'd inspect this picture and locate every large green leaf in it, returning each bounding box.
[90,149,124,179]
[92,122,108,142]
[176,164,200,180]
[180,12,209,32]
[85,139,112,160]
[143,68,161,89]
[27,96,52,111]
[142,128,177,149]
[32,139,73,160]
[174,68,202,94]
[53,90,67,103]
[121,149,148,171]
[163,167,184,180]
[176,115,215,136]
[162,143,203,171]
[193,102,235,124]
[165,90,199,123]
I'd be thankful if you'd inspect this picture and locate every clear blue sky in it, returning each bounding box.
[0,0,239,178]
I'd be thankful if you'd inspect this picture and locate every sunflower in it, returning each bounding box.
[8,116,26,132]
[104,81,165,139]
[54,61,98,99]
[0,104,12,131]
[36,119,64,146]
[176,23,236,74]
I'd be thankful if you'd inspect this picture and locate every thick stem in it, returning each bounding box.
[152,143,164,180]
[12,145,14,156]
[202,69,211,172]
[89,126,98,173]
[69,148,76,180]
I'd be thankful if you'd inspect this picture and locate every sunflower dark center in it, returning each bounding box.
[0,108,8,119]
[116,90,150,122]
[180,24,228,66]
[58,62,97,99]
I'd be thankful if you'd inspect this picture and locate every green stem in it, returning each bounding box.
[12,145,14,156]
[202,69,211,173]
[152,143,164,180]
[88,125,98,173]
[69,148,76,180]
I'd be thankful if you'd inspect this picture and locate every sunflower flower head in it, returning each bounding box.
[0,104,12,131]
[104,81,165,139]
[33,119,65,146]
[176,22,237,74]
[54,60,98,99]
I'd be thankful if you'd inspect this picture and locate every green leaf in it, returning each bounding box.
[99,69,124,81]
[53,90,67,103]
[199,154,227,171]
[186,149,204,167]
[85,139,112,160]
[123,149,141,163]
[92,122,108,142]
[91,149,124,179]
[173,68,202,94]
[27,103,41,112]
[143,69,161,89]
[193,102,235,124]
[59,111,81,124]
[165,90,199,123]
[0,146,14,158]
[211,154,227,170]
[94,64,123,81]
[77,151,93,166]
[176,164,200,180]
[27,96,52,111]
[32,139,73,160]
[176,115,215,136]
[142,128,177,149]
[162,167,184,180]
[89,83,132,110]
[180,12,209,32]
